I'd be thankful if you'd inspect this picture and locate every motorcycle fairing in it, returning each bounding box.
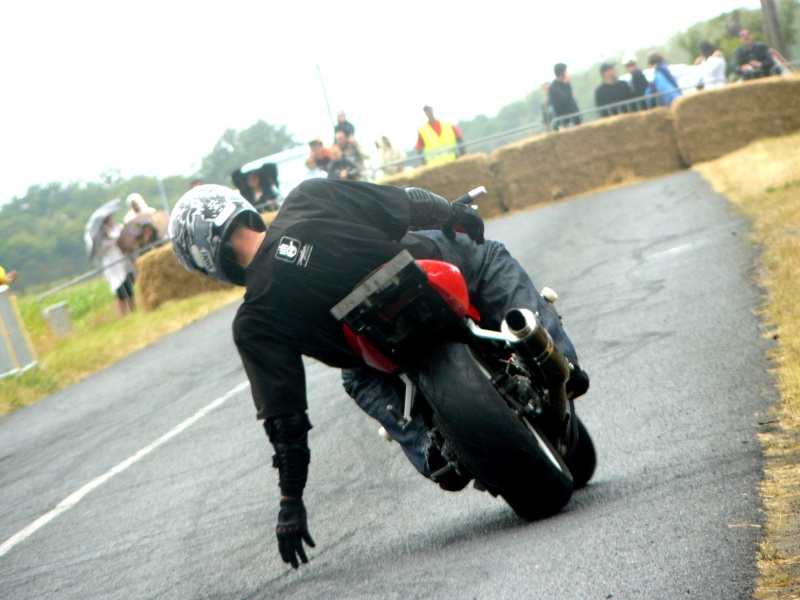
[332,250,478,373]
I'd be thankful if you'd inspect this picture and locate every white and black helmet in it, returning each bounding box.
[169,184,266,286]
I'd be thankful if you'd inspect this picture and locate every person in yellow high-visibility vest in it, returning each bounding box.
[415,105,465,166]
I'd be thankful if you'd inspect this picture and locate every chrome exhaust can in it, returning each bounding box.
[501,308,570,386]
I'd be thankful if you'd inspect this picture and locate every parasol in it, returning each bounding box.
[117,210,169,254]
[84,198,122,258]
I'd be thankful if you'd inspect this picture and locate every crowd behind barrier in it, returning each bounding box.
[371,57,800,179]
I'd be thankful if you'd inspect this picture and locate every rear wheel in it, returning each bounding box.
[563,414,596,489]
[414,343,573,520]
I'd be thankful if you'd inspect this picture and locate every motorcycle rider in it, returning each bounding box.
[169,178,588,569]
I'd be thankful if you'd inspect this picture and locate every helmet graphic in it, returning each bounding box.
[168,184,266,286]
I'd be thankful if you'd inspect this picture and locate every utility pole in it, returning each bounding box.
[156,176,169,212]
[761,0,790,59]
[316,64,335,128]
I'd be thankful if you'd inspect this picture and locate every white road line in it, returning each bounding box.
[0,380,250,558]
[645,242,695,261]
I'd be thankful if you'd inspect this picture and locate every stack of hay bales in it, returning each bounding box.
[135,244,233,311]
[673,75,800,165]
[491,107,684,212]
[137,210,278,311]
[380,153,505,218]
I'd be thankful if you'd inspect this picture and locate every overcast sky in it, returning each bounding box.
[0,1,761,205]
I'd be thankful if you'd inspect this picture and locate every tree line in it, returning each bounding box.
[0,123,295,292]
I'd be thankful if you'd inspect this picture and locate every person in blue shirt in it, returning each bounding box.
[646,52,682,108]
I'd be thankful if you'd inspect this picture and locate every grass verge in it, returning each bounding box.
[695,132,800,599]
[1,281,243,415]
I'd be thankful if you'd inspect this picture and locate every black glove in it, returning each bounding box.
[276,498,316,569]
[405,187,485,244]
[443,203,485,244]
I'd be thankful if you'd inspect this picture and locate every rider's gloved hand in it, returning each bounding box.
[276,498,316,568]
[443,203,485,244]
[405,186,485,244]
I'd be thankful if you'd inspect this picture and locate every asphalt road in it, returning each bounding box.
[0,171,777,599]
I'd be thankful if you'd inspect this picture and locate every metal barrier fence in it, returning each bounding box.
[36,238,170,306]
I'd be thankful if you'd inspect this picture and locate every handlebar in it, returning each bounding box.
[452,186,487,206]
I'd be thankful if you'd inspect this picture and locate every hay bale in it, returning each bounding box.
[491,108,683,211]
[137,210,279,311]
[378,153,505,218]
[673,75,800,165]
[136,245,232,311]
[489,133,560,211]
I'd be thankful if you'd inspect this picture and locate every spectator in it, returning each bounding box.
[375,136,406,176]
[333,110,355,140]
[415,105,465,165]
[646,52,682,107]
[732,28,777,80]
[96,214,136,315]
[540,82,552,131]
[695,41,727,90]
[327,145,360,180]
[124,193,156,224]
[0,266,18,286]
[307,138,332,173]
[622,53,652,110]
[549,63,581,130]
[232,163,282,212]
[190,179,205,189]
[335,130,367,172]
[594,62,637,118]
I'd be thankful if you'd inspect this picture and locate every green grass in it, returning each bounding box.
[17,278,114,338]
[1,280,243,415]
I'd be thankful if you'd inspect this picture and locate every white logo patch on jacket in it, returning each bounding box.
[276,236,312,267]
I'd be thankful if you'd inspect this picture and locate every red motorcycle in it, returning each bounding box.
[331,188,596,520]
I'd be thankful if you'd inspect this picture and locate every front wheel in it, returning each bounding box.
[414,343,573,520]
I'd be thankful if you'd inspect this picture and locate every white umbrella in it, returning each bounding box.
[84,198,122,258]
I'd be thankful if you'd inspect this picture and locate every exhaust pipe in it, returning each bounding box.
[502,309,570,384]
[502,309,570,424]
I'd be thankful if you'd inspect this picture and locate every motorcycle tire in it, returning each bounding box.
[414,342,573,520]
[563,415,596,490]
